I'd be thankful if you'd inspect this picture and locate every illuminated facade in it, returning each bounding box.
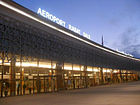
[0,0,139,97]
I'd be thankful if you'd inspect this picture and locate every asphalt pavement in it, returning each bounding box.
[1,81,140,105]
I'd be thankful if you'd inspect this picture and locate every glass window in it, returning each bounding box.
[64,63,72,70]
[87,66,92,71]
[73,64,80,71]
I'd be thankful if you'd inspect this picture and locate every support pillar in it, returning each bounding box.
[110,69,113,84]
[20,58,24,95]
[125,71,128,82]
[9,58,16,96]
[84,66,88,88]
[99,67,103,85]
[56,62,63,91]
[1,52,4,97]
[135,73,138,81]
[119,70,122,83]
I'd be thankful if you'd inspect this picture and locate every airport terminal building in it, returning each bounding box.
[0,0,140,97]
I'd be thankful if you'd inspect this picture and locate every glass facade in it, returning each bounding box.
[0,55,139,97]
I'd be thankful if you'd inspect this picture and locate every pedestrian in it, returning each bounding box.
[4,87,8,97]
[28,81,32,94]
[17,83,20,95]
[23,84,26,95]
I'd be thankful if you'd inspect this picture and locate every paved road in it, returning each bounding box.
[1,81,140,105]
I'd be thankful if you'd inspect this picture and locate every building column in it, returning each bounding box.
[131,73,134,81]
[99,67,104,85]
[125,71,128,82]
[1,61,4,97]
[135,73,138,81]
[110,69,113,84]
[72,63,76,89]
[84,66,88,88]
[1,52,4,97]
[56,62,63,91]
[9,58,16,96]
[119,70,122,83]
[20,58,24,95]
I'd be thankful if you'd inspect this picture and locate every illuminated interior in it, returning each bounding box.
[0,56,139,97]
[73,64,80,71]
[64,63,72,70]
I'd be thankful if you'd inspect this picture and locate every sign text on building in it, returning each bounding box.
[37,8,91,39]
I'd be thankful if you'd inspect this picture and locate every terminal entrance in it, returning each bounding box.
[33,76,57,93]
[63,76,87,90]
[0,64,58,97]
[73,76,86,89]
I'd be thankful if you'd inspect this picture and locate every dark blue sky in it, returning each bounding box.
[13,0,140,58]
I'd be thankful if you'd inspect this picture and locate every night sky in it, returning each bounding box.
[13,0,140,58]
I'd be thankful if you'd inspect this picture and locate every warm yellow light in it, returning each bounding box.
[16,62,52,68]
[39,64,51,68]
[32,74,38,76]
[22,68,24,71]
[93,68,99,72]
[103,70,106,72]
[103,70,111,73]
[16,62,37,67]
[81,66,84,71]
[74,74,80,76]
[64,63,72,70]
[122,70,127,73]
[0,60,10,66]
[107,70,111,72]
[113,70,119,73]
[3,62,10,66]
[73,65,80,71]
[87,66,92,71]
[39,62,51,68]
[52,65,56,69]
[73,67,80,71]
[64,66,72,70]
[88,74,93,76]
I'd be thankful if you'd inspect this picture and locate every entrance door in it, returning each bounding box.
[33,76,57,94]
[33,76,41,93]
[73,76,80,89]
[33,76,45,93]
[44,76,57,92]
[44,77,49,92]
